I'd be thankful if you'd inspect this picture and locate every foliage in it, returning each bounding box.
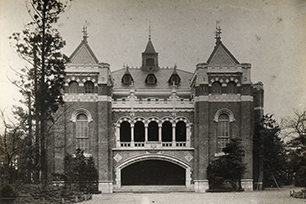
[255,114,287,188]
[64,149,99,193]
[9,0,70,185]
[282,110,306,186]
[207,138,246,191]
[0,110,28,186]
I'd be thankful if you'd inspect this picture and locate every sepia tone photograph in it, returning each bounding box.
[0,0,305,203]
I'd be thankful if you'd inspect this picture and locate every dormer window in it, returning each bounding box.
[122,73,133,85]
[145,74,157,85]
[168,74,181,86]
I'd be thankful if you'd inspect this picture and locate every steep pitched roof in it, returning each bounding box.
[69,40,99,64]
[143,39,157,53]
[206,41,239,66]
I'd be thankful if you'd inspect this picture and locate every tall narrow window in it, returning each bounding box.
[217,114,230,152]
[212,82,222,94]
[134,121,145,142]
[227,82,237,94]
[69,81,78,94]
[162,121,172,142]
[148,121,158,141]
[76,114,89,152]
[176,121,186,141]
[84,81,94,93]
[120,121,131,142]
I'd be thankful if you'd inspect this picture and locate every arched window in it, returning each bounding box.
[162,121,172,142]
[212,82,222,94]
[120,121,131,142]
[146,58,154,66]
[145,74,157,85]
[84,81,94,93]
[134,121,145,142]
[217,114,230,152]
[227,82,237,94]
[148,121,158,141]
[176,121,186,141]
[76,114,89,152]
[69,81,78,94]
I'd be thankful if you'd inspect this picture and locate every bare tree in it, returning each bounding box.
[281,110,306,186]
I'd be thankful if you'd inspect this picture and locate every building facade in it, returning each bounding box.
[51,28,264,193]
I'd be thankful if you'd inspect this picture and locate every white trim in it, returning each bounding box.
[213,108,235,122]
[114,153,192,189]
[63,95,112,102]
[194,94,253,102]
[112,108,193,112]
[70,108,93,122]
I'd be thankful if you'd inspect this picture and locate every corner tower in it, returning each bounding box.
[191,26,257,192]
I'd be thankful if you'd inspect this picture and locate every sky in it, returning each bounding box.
[0,0,306,122]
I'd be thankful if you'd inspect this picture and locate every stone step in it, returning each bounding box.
[114,185,193,193]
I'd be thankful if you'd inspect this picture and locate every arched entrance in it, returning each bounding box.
[121,160,185,185]
[114,154,193,190]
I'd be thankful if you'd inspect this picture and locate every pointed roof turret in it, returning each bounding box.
[143,21,157,53]
[141,23,159,71]
[144,39,157,53]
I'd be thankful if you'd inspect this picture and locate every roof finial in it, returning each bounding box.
[215,21,222,44]
[82,25,88,43]
[149,20,151,40]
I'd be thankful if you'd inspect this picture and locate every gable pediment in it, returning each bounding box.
[69,41,99,64]
[207,42,239,66]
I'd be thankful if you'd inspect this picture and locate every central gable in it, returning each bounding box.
[207,42,239,66]
[69,40,99,64]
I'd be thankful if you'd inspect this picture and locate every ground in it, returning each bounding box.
[82,186,306,204]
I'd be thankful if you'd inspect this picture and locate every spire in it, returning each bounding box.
[82,25,88,43]
[215,21,222,44]
[143,21,156,53]
[149,20,151,41]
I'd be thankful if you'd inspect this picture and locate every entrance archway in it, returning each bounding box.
[121,160,185,185]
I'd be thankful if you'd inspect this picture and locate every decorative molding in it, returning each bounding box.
[185,153,193,162]
[213,108,235,122]
[194,94,253,102]
[70,108,93,122]
[112,108,193,113]
[63,94,112,102]
[114,153,123,162]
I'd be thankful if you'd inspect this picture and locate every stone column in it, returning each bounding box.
[116,124,120,148]
[158,123,162,142]
[131,123,134,147]
[172,124,176,147]
[145,123,148,142]
[186,124,191,148]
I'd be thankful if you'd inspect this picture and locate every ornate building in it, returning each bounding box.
[51,27,264,193]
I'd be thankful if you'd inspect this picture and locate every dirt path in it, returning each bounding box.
[82,186,306,204]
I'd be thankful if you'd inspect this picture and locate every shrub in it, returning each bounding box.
[207,138,246,191]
